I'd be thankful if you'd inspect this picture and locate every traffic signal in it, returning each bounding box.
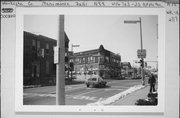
[140,59,144,67]
[69,62,74,71]
[145,62,147,67]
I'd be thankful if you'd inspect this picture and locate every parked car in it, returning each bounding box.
[85,77,107,87]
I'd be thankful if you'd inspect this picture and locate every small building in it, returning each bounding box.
[121,62,133,78]
[69,45,121,80]
[23,31,69,85]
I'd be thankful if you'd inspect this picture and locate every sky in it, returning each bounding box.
[24,15,158,68]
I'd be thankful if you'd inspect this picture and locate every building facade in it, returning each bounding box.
[121,62,133,78]
[69,45,121,80]
[23,31,69,85]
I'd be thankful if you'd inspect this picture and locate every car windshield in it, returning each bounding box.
[88,78,97,81]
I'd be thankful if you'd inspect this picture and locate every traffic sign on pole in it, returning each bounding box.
[137,49,146,58]
[54,46,59,64]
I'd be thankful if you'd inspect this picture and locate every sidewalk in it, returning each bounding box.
[111,85,150,105]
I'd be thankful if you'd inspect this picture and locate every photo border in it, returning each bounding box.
[15,7,166,113]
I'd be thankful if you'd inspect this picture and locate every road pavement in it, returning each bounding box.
[24,79,143,105]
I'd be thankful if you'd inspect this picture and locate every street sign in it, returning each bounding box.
[54,46,59,64]
[137,49,146,58]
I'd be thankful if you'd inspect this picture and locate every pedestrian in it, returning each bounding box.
[148,73,156,93]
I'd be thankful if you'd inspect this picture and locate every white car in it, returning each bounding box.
[85,77,107,88]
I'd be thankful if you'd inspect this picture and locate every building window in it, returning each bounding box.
[79,58,82,63]
[32,39,36,47]
[46,61,49,74]
[100,56,104,63]
[75,58,79,64]
[46,43,49,49]
[65,52,68,56]
[46,43,49,54]
[95,56,98,63]
[37,41,41,57]
[90,56,93,62]
[37,41,40,49]
[32,39,37,59]
[70,59,73,62]
[32,40,36,51]
[88,56,91,63]
[92,57,95,63]
[82,57,85,63]
[32,64,40,77]
[105,56,109,63]
[75,58,78,63]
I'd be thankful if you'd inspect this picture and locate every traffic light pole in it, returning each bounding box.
[124,17,145,85]
[56,15,65,105]
[139,17,145,85]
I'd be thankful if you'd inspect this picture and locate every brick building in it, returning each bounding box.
[69,45,121,80]
[23,31,69,85]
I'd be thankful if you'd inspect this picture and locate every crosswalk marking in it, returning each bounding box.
[23,85,132,101]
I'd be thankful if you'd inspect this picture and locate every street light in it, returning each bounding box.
[124,17,145,85]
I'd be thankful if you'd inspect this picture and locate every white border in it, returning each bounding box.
[15,7,165,113]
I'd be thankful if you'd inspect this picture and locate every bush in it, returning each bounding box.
[135,93,158,105]
[135,98,157,105]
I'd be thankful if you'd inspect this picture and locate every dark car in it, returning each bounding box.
[85,77,107,87]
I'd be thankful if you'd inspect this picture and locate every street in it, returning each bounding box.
[24,79,143,105]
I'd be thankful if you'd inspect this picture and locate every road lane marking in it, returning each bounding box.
[23,93,56,98]
[66,84,85,87]
[47,86,87,94]
[70,89,103,96]
[104,89,123,91]
[66,94,106,102]
[72,96,97,101]
[66,86,86,92]
[110,85,129,88]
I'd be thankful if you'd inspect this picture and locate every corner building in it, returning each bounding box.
[70,45,121,80]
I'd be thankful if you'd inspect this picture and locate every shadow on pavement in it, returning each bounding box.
[88,85,111,89]
[24,80,85,89]
[65,80,84,85]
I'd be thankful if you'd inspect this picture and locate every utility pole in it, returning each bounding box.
[56,15,65,105]
[124,17,145,85]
